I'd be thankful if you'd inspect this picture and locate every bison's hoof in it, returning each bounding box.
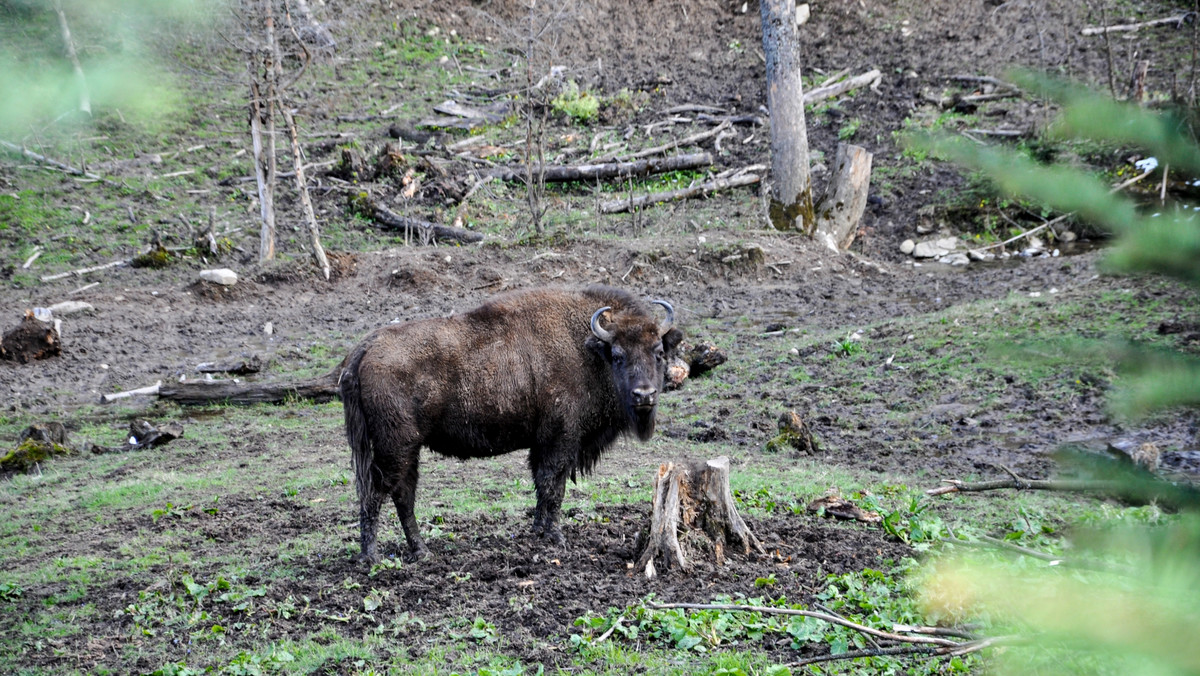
[404,547,430,563]
[539,527,566,546]
[355,551,380,566]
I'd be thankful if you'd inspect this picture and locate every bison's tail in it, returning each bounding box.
[341,340,376,502]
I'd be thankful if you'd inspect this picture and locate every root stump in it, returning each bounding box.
[635,456,765,579]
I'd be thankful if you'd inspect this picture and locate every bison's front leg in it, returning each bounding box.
[530,444,571,546]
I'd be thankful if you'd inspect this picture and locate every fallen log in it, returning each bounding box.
[635,456,765,579]
[487,152,712,183]
[600,172,759,214]
[353,194,483,244]
[159,372,340,406]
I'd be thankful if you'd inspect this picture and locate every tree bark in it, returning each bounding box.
[487,152,713,183]
[814,143,873,252]
[636,456,765,579]
[760,0,813,233]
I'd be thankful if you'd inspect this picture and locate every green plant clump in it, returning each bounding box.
[552,80,600,124]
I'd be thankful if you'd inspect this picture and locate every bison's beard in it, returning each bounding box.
[633,407,656,441]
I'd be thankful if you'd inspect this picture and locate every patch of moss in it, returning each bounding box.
[132,245,174,269]
[1,439,72,472]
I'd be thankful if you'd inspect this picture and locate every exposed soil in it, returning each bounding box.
[2,0,1199,671]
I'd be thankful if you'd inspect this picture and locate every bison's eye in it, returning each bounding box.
[611,346,626,364]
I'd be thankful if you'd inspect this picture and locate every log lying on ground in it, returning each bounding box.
[927,465,1200,510]
[487,152,712,183]
[636,456,765,579]
[354,194,483,244]
[601,172,760,214]
[814,143,873,252]
[159,371,340,406]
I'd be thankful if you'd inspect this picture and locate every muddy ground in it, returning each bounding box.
[2,0,1199,671]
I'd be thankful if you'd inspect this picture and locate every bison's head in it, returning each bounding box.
[588,300,683,440]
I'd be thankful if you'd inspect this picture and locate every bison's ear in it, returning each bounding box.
[585,335,611,360]
[662,327,684,354]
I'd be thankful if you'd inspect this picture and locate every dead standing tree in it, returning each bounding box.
[245,0,330,277]
[759,0,874,251]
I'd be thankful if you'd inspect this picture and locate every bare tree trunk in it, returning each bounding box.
[283,107,330,279]
[249,77,276,262]
[760,0,813,233]
[249,0,282,263]
[52,0,90,116]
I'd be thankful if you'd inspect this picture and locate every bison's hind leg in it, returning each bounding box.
[357,489,385,565]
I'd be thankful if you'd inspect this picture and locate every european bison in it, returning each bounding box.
[341,285,682,562]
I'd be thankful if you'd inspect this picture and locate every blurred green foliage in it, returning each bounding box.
[915,75,1200,675]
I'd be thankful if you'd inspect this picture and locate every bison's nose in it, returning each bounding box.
[632,387,657,408]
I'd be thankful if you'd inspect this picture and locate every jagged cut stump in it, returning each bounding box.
[635,456,766,579]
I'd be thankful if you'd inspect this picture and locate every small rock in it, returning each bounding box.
[900,239,915,255]
[913,241,948,258]
[48,301,94,316]
[916,222,934,235]
[1059,230,1077,243]
[1027,235,1045,251]
[935,236,959,251]
[967,249,993,261]
[796,3,810,26]
[939,253,970,266]
[199,269,238,286]
[263,322,273,336]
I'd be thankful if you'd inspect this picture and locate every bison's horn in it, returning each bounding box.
[590,306,615,343]
[651,299,674,335]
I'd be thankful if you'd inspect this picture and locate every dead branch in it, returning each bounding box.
[660,104,728,115]
[40,259,127,282]
[101,381,163,403]
[282,107,330,280]
[646,602,960,647]
[596,121,731,163]
[1,139,103,180]
[1082,13,1192,36]
[356,195,484,244]
[947,74,1021,91]
[487,152,713,183]
[803,69,882,105]
[52,0,90,115]
[600,172,759,214]
[927,476,1127,496]
[787,645,940,669]
[22,248,43,269]
[965,214,1070,255]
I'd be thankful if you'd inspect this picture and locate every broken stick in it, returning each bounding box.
[40,259,128,282]
[600,172,759,214]
[803,69,882,106]
[487,152,713,183]
[355,195,484,244]
[101,381,163,403]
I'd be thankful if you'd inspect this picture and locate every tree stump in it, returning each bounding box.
[814,143,873,252]
[635,456,766,579]
[1,311,61,363]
